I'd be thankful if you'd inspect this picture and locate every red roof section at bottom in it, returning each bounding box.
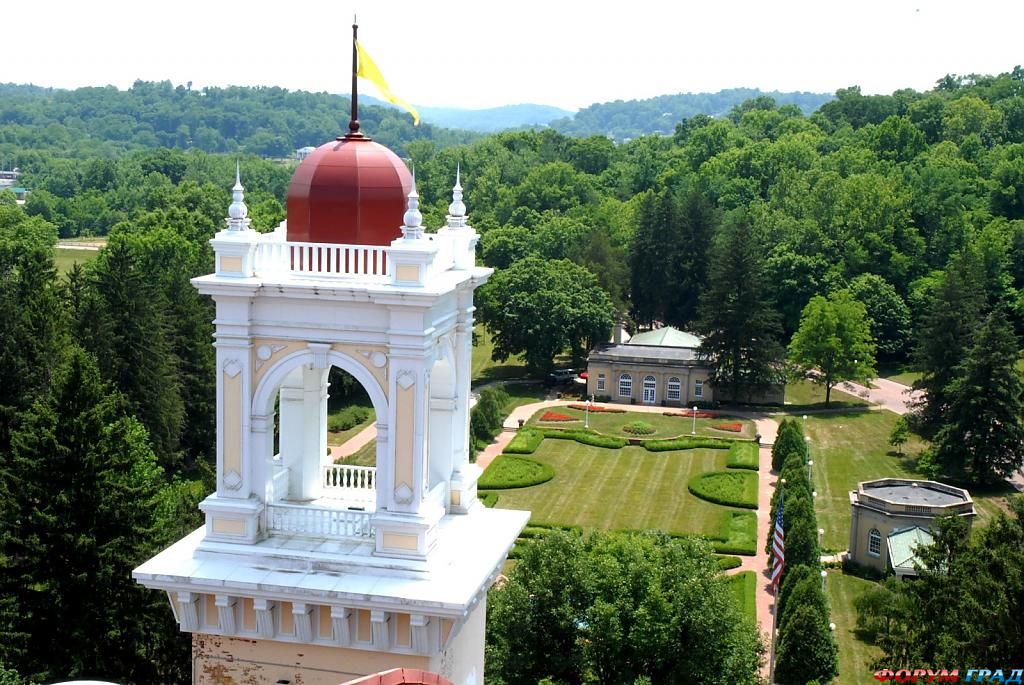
[341,668,453,685]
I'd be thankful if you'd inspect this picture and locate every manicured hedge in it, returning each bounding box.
[643,436,732,452]
[688,471,758,509]
[503,428,545,454]
[712,511,757,555]
[716,555,743,571]
[327,405,371,432]
[479,455,554,490]
[479,491,499,508]
[541,428,628,449]
[622,420,656,435]
[726,441,760,470]
[726,571,758,625]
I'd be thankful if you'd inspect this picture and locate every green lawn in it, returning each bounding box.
[53,248,99,274]
[501,383,548,414]
[528,406,756,440]
[784,379,869,410]
[472,327,530,385]
[806,410,1016,551]
[883,370,922,386]
[492,439,747,538]
[725,570,757,626]
[826,571,881,685]
[343,440,376,467]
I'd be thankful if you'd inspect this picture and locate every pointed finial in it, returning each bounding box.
[447,163,467,227]
[226,161,250,231]
[401,170,424,240]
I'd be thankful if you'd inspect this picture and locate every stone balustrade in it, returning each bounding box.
[267,502,375,539]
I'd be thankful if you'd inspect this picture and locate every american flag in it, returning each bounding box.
[770,487,785,590]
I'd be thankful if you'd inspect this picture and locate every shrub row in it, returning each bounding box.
[566,403,625,413]
[716,555,743,571]
[503,428,545,454]
[725,441,759,470]
[327,405,371,433]
[541,428,628,449]
[688,471,758,509]
[478,455,554,490]
[479,491,499,508]
[644,436,732,452]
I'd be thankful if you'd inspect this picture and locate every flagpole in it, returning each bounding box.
[768,582,779,684]
[349,18,360,135]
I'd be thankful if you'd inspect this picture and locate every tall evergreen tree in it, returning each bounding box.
[0,242,66,451]
[630,189,679,328]
[914,248,986,436]
[696,210,784,402]
[663,189,720,328]
[86,237,185,469]
[934,305,1024,483]
[774,603,839,685]
[0,346,166,683]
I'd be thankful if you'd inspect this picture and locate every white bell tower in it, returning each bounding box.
[135,150,528,685]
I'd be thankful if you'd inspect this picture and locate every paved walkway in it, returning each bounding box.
[840,378,921,415]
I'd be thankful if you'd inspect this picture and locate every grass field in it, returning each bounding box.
[784,379,869,410]
[726,570,757,625]
[472,327,530,385]
[806,410,1015,550]
[883,370,922,386]
[826,571,881,685]
[53,248,99,273]
[492,439,747,538]
[528,405,756,440]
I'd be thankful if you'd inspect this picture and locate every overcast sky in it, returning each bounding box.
[10,0,1023,111]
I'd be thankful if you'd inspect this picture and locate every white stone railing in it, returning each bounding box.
[266,502,374,539]
[322,464,376,506]
[255,241,389,280]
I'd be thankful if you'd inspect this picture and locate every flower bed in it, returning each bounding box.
[713,422,743,432]
[539,410,576,422]
[567,404,625,413]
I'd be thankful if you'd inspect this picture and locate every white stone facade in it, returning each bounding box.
[134,177,528,685]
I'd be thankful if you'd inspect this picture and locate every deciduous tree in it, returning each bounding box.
[788,290,877,406]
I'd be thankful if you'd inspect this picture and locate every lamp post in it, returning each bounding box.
[818,527,824,547]
[821,569,827,592]
[807,459,814,482]
[585,395,592,429]
[691,405,698,436]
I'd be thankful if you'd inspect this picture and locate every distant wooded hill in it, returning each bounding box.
[0,81,478,159]
[548,88,834,141]
[360,95,573,133]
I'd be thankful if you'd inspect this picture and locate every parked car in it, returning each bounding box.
[545,368,577,386]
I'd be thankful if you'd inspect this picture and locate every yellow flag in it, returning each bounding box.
[355,41,420,126]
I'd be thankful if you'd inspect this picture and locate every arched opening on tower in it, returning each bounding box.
[326,366,377,468]
[251,348,389,540]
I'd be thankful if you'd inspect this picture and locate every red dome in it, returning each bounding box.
[287,135,413,245]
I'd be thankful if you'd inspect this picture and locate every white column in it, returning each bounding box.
[279,364,329,501]
[449,290,481,513]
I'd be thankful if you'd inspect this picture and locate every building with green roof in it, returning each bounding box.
[584,325,783,406]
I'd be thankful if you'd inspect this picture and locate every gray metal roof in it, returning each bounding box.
[866,483,966,507]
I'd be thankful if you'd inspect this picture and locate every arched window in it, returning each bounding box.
[868,528,882,556]
[618,373,632,397]
[642,375,657,404]
[667,377,681,401]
